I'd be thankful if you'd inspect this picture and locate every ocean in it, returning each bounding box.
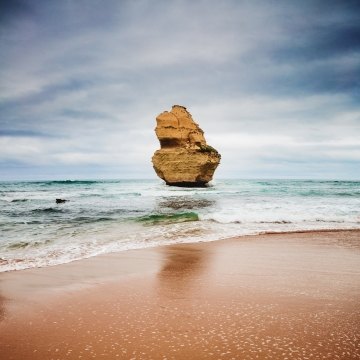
[1,179,359,272]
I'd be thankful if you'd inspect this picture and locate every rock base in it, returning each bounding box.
[165,181,208,188]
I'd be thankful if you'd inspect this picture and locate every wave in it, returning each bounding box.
[71,216,114,224]
[203,215,351,225]
[6,239,51,250]
[136,212,199,225]
[259,228,360,235]
[32,180,102,187]
[46,180,99,185]
[333,192,360,197]
[259,220,292,224]
[207,218,294,224]
[31,207,65,213]
[297,190,360,197]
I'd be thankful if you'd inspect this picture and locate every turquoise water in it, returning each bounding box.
[1,179,359,272]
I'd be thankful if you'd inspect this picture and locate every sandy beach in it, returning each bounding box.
[1,230,359,359]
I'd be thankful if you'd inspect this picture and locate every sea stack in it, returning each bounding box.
[152,105,221,187]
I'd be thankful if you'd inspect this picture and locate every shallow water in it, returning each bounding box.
[0,179,359,271]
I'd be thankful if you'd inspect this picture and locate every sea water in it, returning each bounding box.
[1,179,359,272]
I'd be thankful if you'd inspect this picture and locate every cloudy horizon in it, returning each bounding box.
[1,0,359,181]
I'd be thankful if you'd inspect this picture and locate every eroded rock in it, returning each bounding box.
[152,105,220,187]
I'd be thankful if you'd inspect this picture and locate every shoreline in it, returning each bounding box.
[1,226,360,274]
[1,229,359,359]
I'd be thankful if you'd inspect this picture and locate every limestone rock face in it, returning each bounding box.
[152,105,221,187]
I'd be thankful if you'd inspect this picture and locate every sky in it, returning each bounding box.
[1,0,359,181]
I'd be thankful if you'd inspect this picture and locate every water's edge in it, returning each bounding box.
[1,179,359,272]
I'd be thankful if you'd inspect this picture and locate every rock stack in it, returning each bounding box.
[152,105,220,187]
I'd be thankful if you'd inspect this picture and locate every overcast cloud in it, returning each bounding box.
[1,0,359,180]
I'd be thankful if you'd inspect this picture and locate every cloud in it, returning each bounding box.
[0,0,359,180]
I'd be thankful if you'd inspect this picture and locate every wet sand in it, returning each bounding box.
[0,230,360,359]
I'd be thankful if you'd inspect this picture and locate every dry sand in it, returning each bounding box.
[0,230,359,359]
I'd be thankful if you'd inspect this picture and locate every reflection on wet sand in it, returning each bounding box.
[0,294,5,322]
[156,245,210,298]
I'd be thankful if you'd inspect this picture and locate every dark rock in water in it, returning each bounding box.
[152,105,221,187]
[56,199,68,204]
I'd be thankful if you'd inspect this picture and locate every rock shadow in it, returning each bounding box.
[157,196,215,211]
